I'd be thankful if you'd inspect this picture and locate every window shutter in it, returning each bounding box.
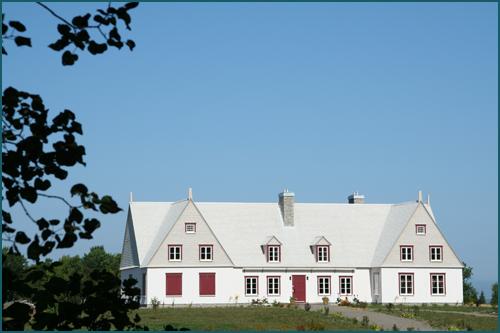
[199,273,216,296]
[166,273,182,296]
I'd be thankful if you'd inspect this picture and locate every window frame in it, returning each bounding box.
[168,244,182,262]
[244,276,258,296]
[317,276,331,296]
[199,244,214,262]
[185,223,196,234]
[430,273,446,296]
[339,276,353,296]
[316,245,330,263]
[415,224,426,235]
[429,245,443,262]
[398,273,414,296]
[267,245,281,263]
[400,245,414,262]
[267,276,281,296]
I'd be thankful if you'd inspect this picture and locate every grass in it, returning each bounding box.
[369,304,498,331]
[135,306,369,331]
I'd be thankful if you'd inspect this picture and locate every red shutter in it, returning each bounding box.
[166,273,182,296]
[199,273,216,296]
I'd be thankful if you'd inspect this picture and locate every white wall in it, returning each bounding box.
[143,267,374,305]
[380,268,463,304]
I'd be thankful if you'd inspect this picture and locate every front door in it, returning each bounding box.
[292,275,306,302]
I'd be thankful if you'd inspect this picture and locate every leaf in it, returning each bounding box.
[87,40,107,55]
[57,24,71,36]
[19,186,37,203]
[126,39,135,51]
[9,20,26,32]
[117,8,132,30]
[2,46,7,55]
[34,178,51,191]
[62,50,78,66]
[99,195,121,214]
[83,218,100,233]
[72,13,91,29]
[15,231,31,244]
[36,218,49,231]
[69,207,83,223]
[2,22,8,34]
[125,2,139,10]
[70,183,88,196]
[14,36,31,47]
[48,37,71,51]
[27,236,41,260]
[57,232,77,248]
[2,210,13,224]
[41,229,53,241]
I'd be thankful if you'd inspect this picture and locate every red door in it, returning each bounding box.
[292,275,306,302]
[199,272,216,296]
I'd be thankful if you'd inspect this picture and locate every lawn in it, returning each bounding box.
[369,304,498,331]
[136,306,369,331]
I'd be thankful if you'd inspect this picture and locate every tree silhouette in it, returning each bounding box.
[2,2,146,330]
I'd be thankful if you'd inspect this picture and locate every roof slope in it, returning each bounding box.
[123,199,423,268]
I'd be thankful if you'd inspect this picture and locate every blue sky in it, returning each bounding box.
[2,2,498,296]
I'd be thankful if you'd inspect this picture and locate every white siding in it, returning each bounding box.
[380,267,463,304]
[143,267,374,305]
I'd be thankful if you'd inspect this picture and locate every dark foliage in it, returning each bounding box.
[462,263,478,304]
[2,2,145,331]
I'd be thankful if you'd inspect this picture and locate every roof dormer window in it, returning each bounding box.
[316,245,330,263]
[267,245,280,262]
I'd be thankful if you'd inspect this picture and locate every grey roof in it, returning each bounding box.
[126,199,423,268]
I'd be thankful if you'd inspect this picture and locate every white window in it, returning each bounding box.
[339,276,352,295]
[430,274,445,295]
[416,224,426,235]
[318,276,330,295]
[168,245,182,261]
[317,246,329,262]
[267,246,280,262]
[399,273,414,295]
[400,246,413,262]
[430,246,443,262]
[245,276,258,296]
[267,276,280,295]
[185,223,196,233]
[199,245,213,261]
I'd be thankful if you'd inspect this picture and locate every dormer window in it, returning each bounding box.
[316,246,330,262]
[267,245,280,262]
[185,223,196,233]
[416,224,426,235]
[400,245,413,262]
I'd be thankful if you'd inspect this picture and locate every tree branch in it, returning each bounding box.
[38,193,74,208]
[36,2,76,29]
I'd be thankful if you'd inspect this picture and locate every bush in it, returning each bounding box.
[304,302,311,311]
[361,316,370,327]
[151,297,161,311]
[163,324,190,331]
[272,300,282,307]
[322,305,329,315]
[386,303,394,312]
[400,312,415,319]
[339,298,351,306]
[392,324,399,331]
[322,296,329,305]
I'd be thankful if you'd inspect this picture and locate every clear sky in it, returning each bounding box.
[3,2,498,296]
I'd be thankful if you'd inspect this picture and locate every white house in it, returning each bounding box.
[120,189,463,305]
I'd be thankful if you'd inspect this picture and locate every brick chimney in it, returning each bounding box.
[348,192,365,204]
[279,189,295,226]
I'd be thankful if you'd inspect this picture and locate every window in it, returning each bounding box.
[199,245,213,261]
[316,246,330,263]
[400,246,413,262]
[429,246,443,262]
[267,245,280,262]
[245,276,258,296]
[199,272,216,296]
[399,273,414,295]
[185,223,196,233]
[267,276,280,296]
[168,245,182,261]
[318,276,331,295]
[415,224,426,235]
[430,273,446,295]
[165,273,182,296]
[339,276,352,295]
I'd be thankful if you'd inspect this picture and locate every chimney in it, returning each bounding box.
[417,190,422,203]
[348,191,365,204]
[278,189,295,226]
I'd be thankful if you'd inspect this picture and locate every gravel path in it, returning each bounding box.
[311,305,436,331]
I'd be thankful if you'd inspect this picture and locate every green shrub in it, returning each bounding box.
[361,316,370,327]
[304,302,311,311]
[151,297,161,311]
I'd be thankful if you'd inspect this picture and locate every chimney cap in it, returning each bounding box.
[279,189,295,197]
[348,191,365,200]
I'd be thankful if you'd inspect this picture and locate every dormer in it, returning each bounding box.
[261,236,282,263]
[310,236,331,263]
